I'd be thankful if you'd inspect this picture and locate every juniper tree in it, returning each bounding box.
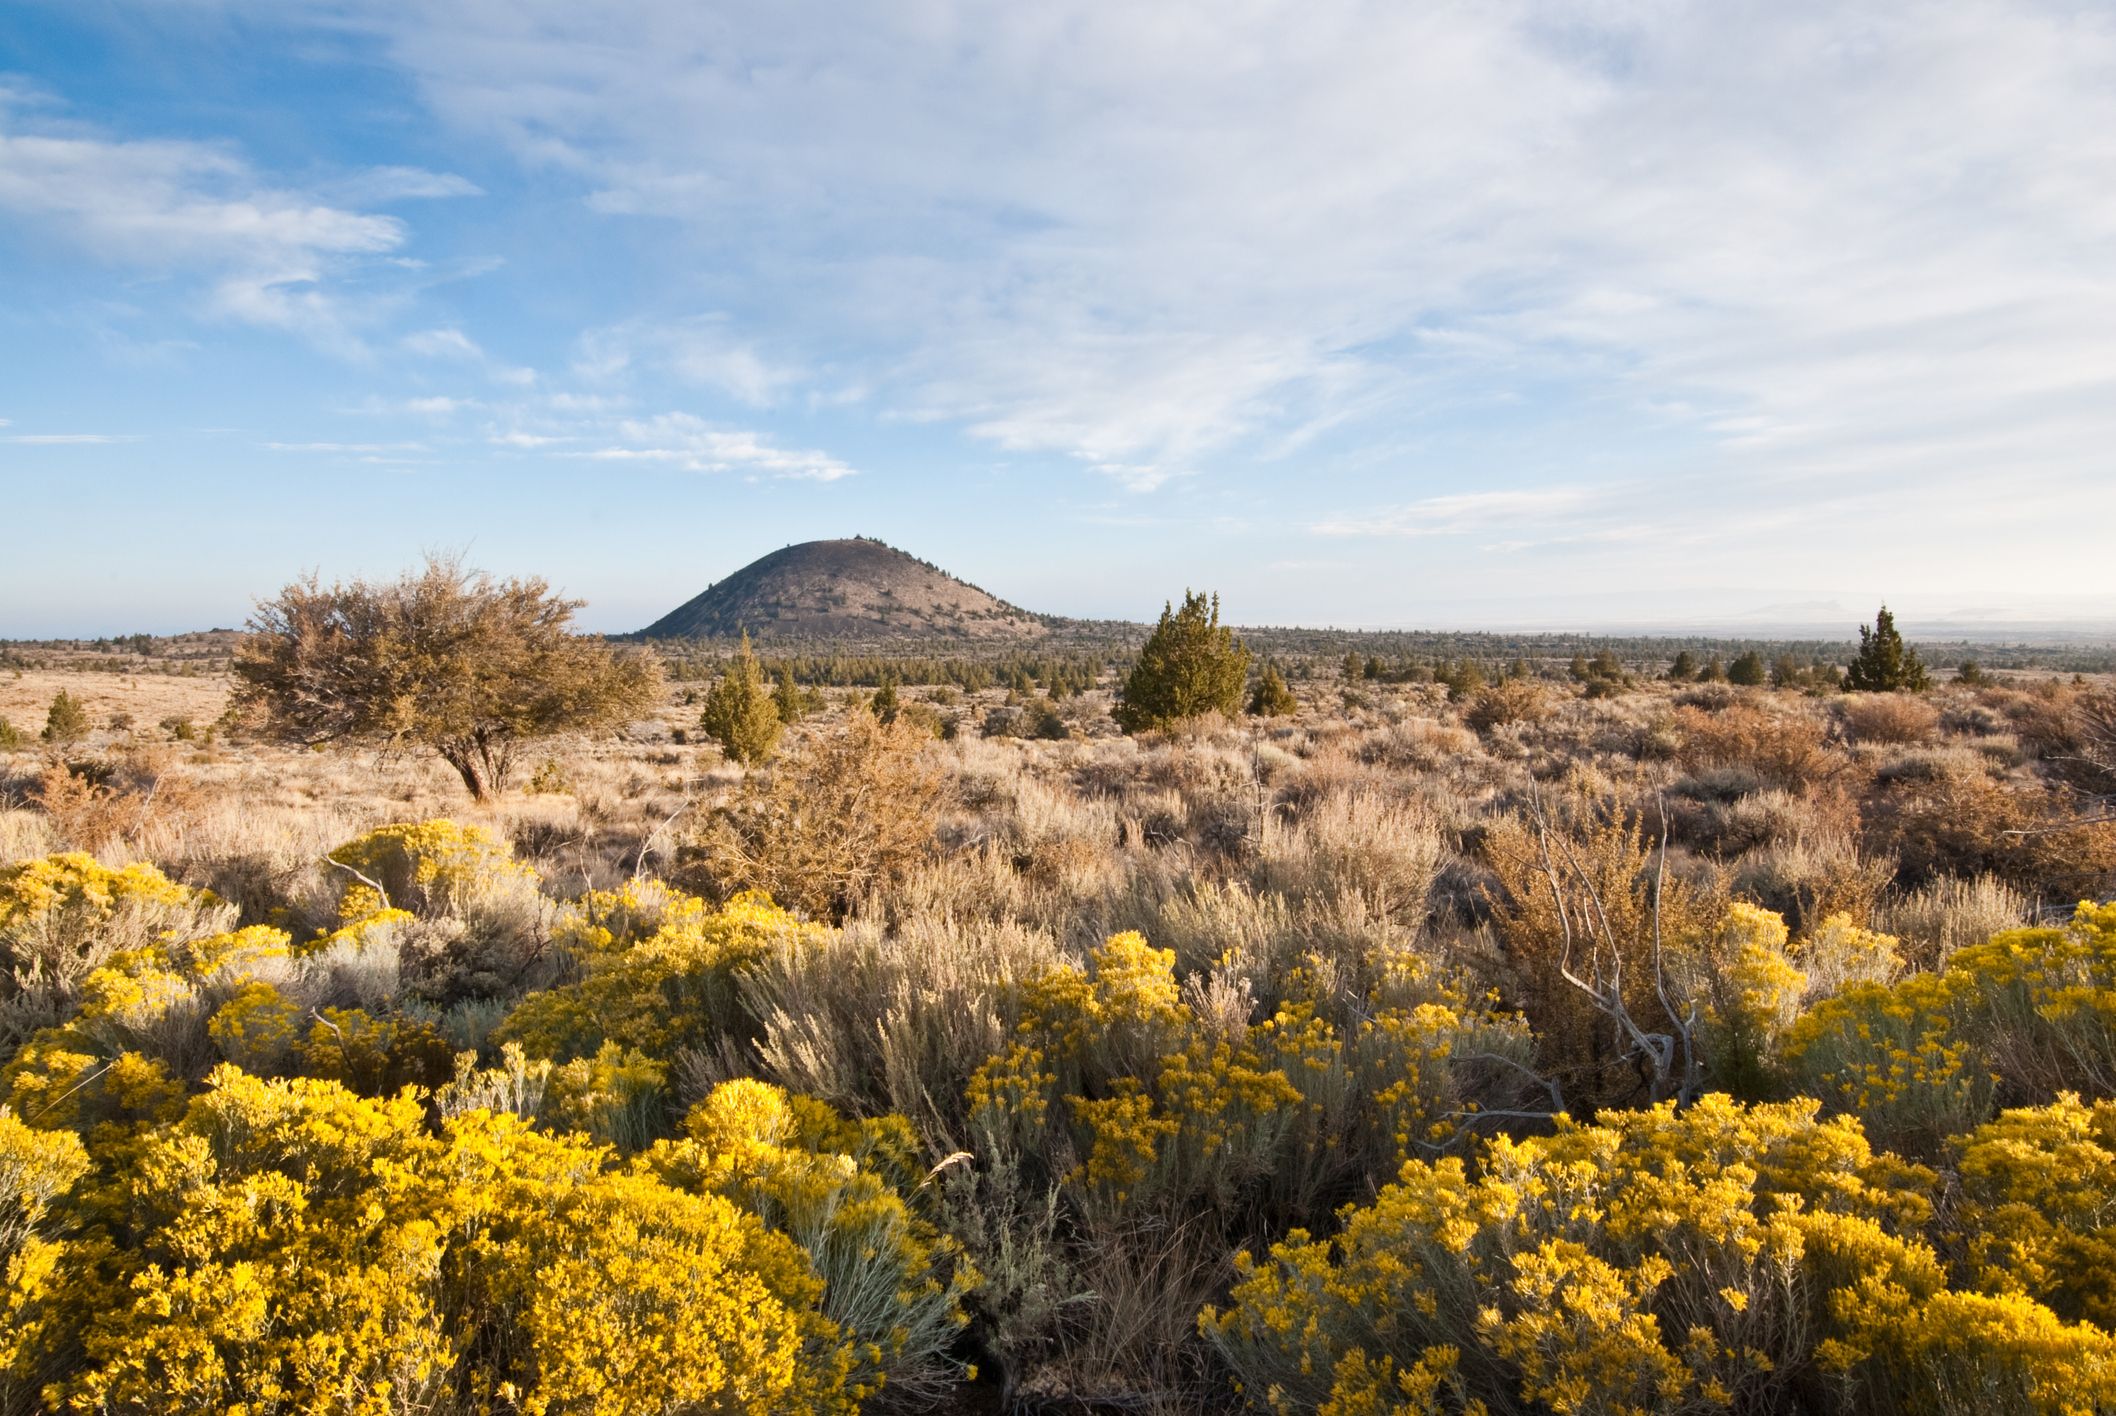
[699,631,783,765]
[1845,604,1931,692]
[40,691,89,746]
[1248,664,1298,717]
[1727,651,1767,687]
[234,556,661,800]
[773,667,806,725]
[1114,591,1252,733]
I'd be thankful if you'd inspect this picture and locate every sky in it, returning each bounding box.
[3,1,2115,636]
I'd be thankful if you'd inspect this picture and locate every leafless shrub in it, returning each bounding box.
[690,709,950,920]
[1840,693,1941,746]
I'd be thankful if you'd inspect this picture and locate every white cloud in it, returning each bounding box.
[403,327,483,360]
[223,0,2115,540]
[322,165,482,203]
[574,317,801,407]
[581,411,855,481]
[1311,488,1598,538]
[265,440,429,453]
[0,107,452,350]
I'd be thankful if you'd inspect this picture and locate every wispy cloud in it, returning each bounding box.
[236,0,2116,513]
[578,412,854,481]
[264,440,429,454]
[574,317,802,408]
[3,432,142,444]
[1311,488,1598,538]
[0,103,473,351]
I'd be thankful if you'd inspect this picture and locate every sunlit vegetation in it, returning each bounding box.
[2,591,2114,1413]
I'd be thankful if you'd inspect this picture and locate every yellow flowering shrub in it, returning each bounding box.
[1782,903,2116,1154]
[1948,903,2116,1101]
[58,1068,456,1416]
[1693,903,1807,1099]
[1782,971,1993,1155]
[206,979,306,1074]
[444,1107,857,1416]
[0,853,230,1054]
[645,1078,974,1404]
[0,1105,89,1407]
[294,1005,455,1096]
[551,877,712,966]
[495,890,826,1064]
[325,819,536,921]
[1206,1095,1962,1415]
[543,1040,669,1152]
[33,1067,863,1416]
[1954,1094,2116,1327]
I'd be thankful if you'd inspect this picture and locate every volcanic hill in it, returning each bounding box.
[637,537,1050,641]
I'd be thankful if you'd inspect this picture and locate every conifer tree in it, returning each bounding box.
[870,675,901,725]
[1727,651,1767,686]
[1114,591,1252,733]
[1667,650,1698,682]
[699,631,782,765]
[41,689,90,746]
[773,667,806,725]
[1247,664,1298,717]
[1845,604,1931,692]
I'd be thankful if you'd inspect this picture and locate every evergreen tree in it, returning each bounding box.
[699,631,782,765]
[870,675,901,725]
[1342,651,1365,683]
[1667,650,1698,682]
[1114,591,1252,733]
[41,689,90,746]
[1727,651,1767,686]
[0,715,19,750]
[1247,664,1298,717]
[1845,604,1931,692]
[773,667,806,725]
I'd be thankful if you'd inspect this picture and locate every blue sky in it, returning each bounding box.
[4,1,2115,636]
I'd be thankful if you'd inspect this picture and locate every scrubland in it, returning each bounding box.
[4,658,2116,1414]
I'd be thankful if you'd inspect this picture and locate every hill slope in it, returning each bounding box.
[638,538,1049,641]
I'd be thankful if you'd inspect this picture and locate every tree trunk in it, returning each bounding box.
[439,745,490,801]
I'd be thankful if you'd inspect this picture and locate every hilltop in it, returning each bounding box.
[636,537,1050,641]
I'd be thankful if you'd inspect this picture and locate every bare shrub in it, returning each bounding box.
[1675,702,1842,790]
[1840,692,1941,746]
[33,748,207,854]
[1482,795,1725,1109]
[1356,717,1480,773]
[691,709,950,920]
[1463,678,1549,735]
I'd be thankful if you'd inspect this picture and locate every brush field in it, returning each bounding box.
[4,649,2116,1414]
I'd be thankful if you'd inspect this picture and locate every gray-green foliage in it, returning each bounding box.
[1113,590,1252,733]
[698,632,782,765]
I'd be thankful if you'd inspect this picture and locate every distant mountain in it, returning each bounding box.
[638,537,1050,641]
